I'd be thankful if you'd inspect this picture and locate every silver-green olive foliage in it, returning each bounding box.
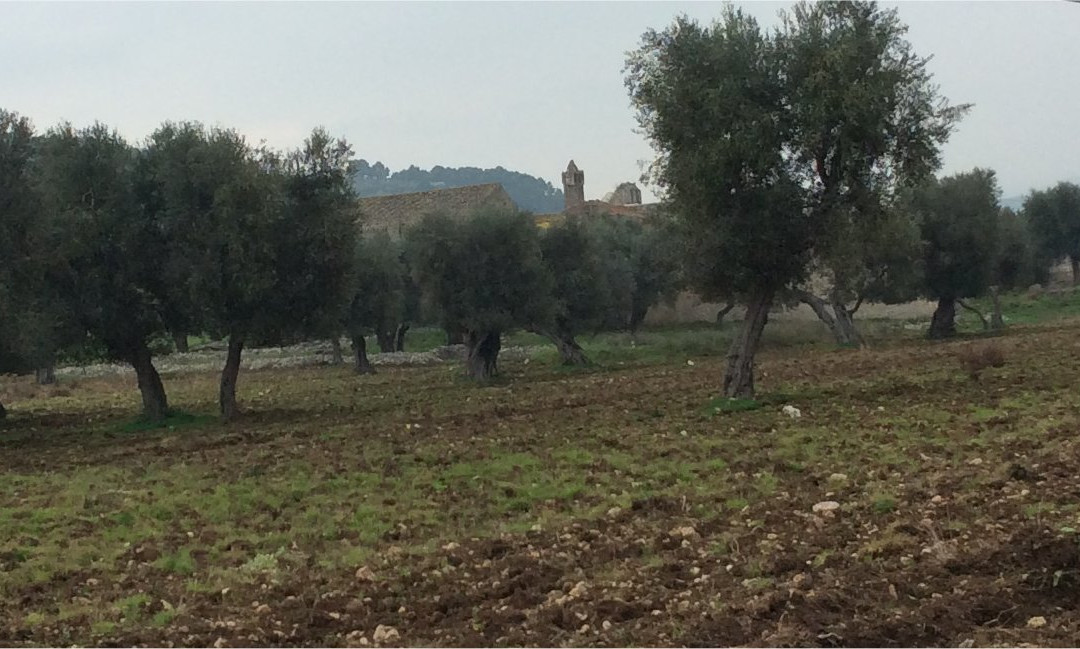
[406,208,554,338]
[625,1,967,302]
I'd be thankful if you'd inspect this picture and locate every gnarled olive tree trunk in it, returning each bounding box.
[329,337,344,365]
[35,363,56,385]
[465,330,500,380]
[796,289,863,347]
[723,289,773,399]
[1072,257,1079,287]
[219,337,244,422]
[394,323,409,352]
[445,326,465,346]
[830,297,864,347]
[352,335,375,374]
[542,328,589,366]
[957,299,989,332]
[989,286,1005,330]
[130,344,168,422]
[376,328,395,354]
[928,296,957,339]
[715,301,736,327]
[0,400,7,420]
[172,331,189,354]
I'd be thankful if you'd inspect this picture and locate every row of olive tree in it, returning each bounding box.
[387,209,680,380]
[0,113,356,421]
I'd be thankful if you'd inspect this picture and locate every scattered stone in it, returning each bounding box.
[1027,616,1047,629]
[958,639,975,648]
[442,542,460,551]
[85,578,100,587]
[782,405,802,419]
[606,507,622,517]
[568,581,588,598]
[827,473,848,483]
[967,458,984,466]
[579,624,591,634]
[255,604,271,615]
[345,630,369,647]
[213,638,228,649]
[686,360,695,366]
[931,495,945,504]
[812,501,841,514]
[372,625,400,643]
[602,620,612,631]
[670,525,698,538]
[355,566,376,582]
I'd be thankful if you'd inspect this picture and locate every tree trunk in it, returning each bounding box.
[464,330,501,380]
[957,299,989,331]
[130,344,168,422]
[172,331,189,354]
[989,286,1005,330]
[329,337,344,365]
[723,288,773,399]
[394,323,409,352]
[445,327,465,346]
[0,400,6,420]
[715,301,736,326]
[352,335,375,374]
[219,337,244,422]
[543,329,590,366]
[830,297,865,348]
[35,363,56,385]
[928,296,957,339]
[376,329,395,354]
[1072,257,1079,287]
[796,289,839,336]
[628,302,649,335]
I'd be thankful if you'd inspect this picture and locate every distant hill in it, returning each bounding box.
[349,160,564,214]
[1002,178,1080,212]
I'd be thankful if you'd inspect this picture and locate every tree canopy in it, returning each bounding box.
[911,168,1002,338]
[406,208,553,380]
[626,2,965,395]
[1023,182,1080,286]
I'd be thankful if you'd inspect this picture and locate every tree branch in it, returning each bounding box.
[956,299,989,331]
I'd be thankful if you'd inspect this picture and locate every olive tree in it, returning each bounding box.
[1023,182,1080,285]
[406,208,552,380]
[34,123,173,420]
[627,3,965,394]
[911,168,1002,339]
[149,124,356,420]
[345,231,406,374]
[0,110,40,418]
[627,8,807,398]
[781,1,967,347]
[535,217,621,365]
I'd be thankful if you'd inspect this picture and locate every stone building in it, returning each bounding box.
[534,160,655,228]
[561,160,585,211]
[603,182,643,206]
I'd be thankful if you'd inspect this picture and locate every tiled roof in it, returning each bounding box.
[357,183,516,238]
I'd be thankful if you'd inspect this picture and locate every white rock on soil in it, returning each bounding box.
[812,501,841,514]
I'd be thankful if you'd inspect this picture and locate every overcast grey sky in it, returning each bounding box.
[2,1,1077,202]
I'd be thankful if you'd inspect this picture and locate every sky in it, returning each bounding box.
[2,1,1077,203]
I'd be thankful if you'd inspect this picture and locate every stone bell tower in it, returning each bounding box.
[561,160,585,212]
